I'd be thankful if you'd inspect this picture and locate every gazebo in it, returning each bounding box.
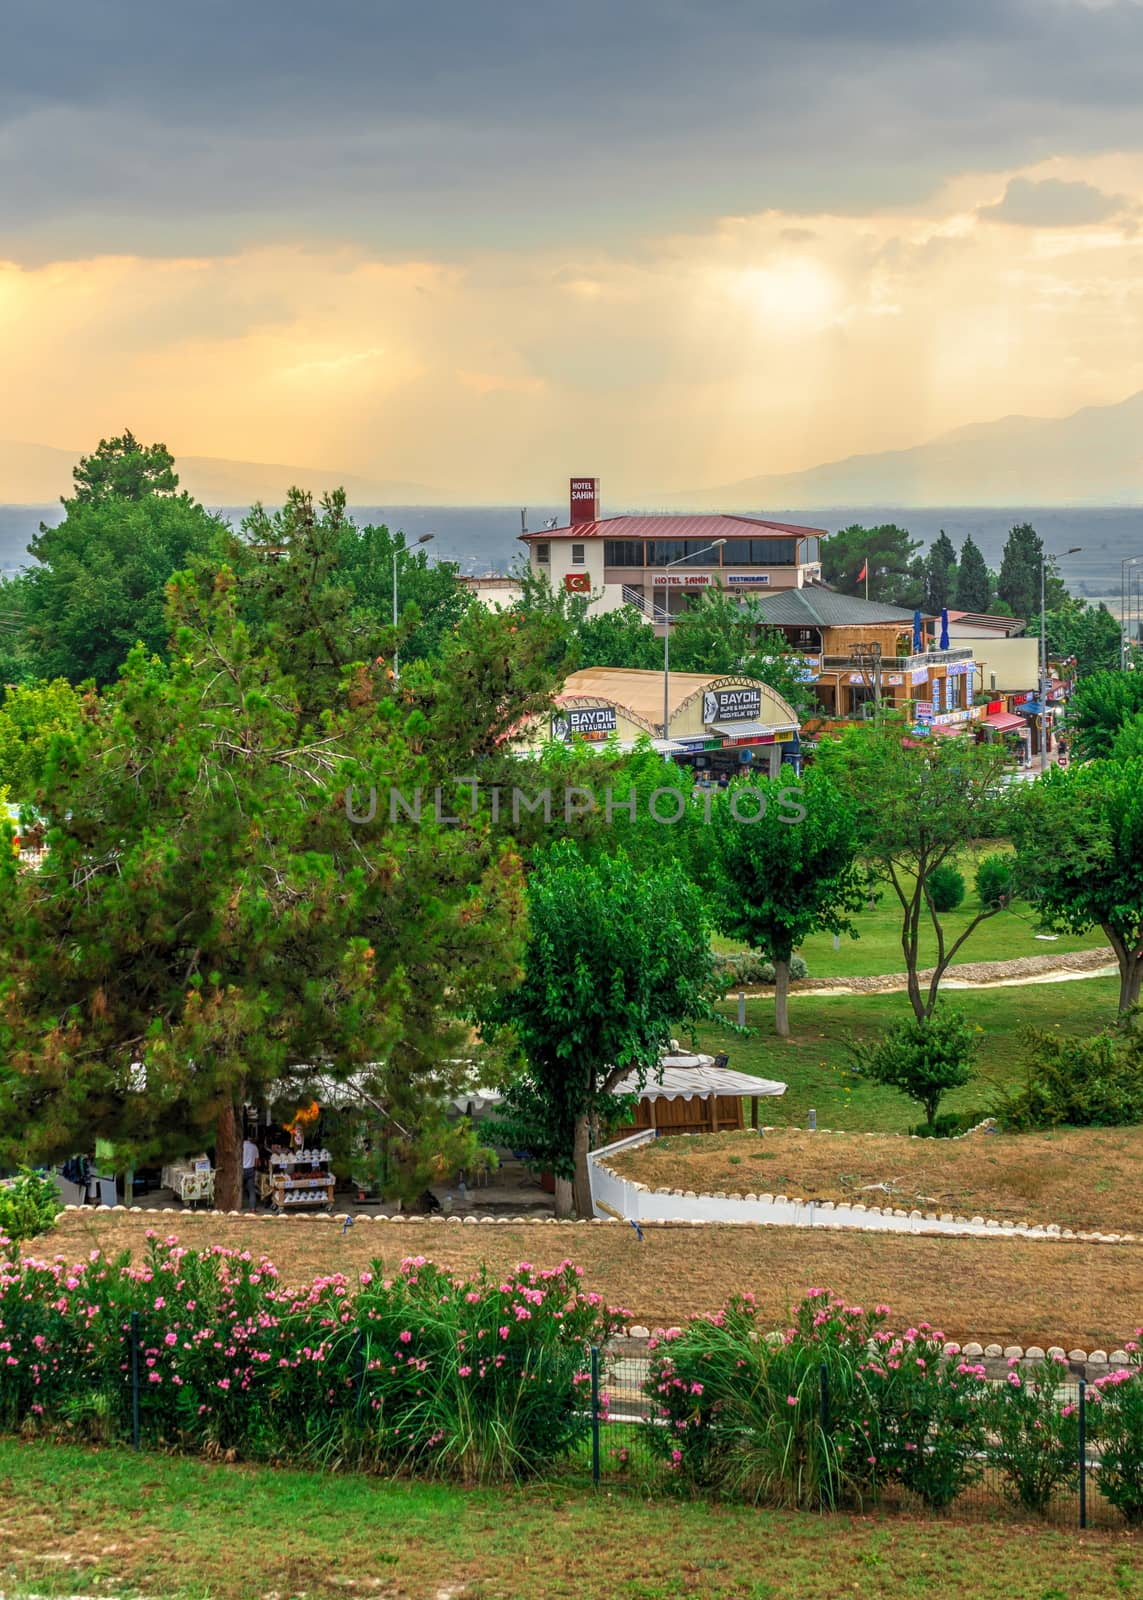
[611,1051,786,1136]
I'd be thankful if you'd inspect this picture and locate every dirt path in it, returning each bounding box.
[741,947,1117,998]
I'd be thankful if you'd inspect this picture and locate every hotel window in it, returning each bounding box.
[536,543,550,564]
[571,543,586,565]
[604,540,645,567]
[723,538,797,565]
[801,536,820,564]
[647,539,720,566]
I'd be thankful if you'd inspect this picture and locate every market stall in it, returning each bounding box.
[269,1148,335,1212]
[160,1159,215,1208]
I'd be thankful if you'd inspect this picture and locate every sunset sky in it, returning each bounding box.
[3,0,1143,499]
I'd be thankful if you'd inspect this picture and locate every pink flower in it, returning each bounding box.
[398,1330,412,1344]
[458,1366,472,1377]
[787,1395,798,1406]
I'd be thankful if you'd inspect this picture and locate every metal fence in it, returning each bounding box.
[585,1345,1116,1529]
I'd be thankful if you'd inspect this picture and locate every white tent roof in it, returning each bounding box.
[612,1053,786,1102]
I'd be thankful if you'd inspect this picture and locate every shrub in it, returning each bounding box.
[0,1236,625,1481]
[907,1111,985,1139]
[848,1006,979,1129]
[712,952,808,990]
[861,1332,989,1509]
[998,1027,1143,1131]
[982,1358,1080,1514]
[644,1291,886,1507]
[0,1169,61,1255]
[975,853,1014,909]
[926,864,965,914]
[1092,1347,1143,1524]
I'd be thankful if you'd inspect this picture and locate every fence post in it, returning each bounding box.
[590,1345,601,1487]
[130,1310,141,1450]
[1078,1380,1087,1530]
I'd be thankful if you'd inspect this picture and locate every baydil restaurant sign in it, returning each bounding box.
[551,706,617,742]
[703,687,762,723]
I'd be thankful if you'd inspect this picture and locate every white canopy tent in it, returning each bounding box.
[610,1053,786,1102]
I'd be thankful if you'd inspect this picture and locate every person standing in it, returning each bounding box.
[242,1135,260,1211]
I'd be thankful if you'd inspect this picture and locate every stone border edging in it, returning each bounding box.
[594,1120,1137,1244]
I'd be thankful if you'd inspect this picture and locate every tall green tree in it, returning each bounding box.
[821,524,923,608]
[704,769,866,1036]
[954,535,992,612]
[1043,599,1122,679]
[996,523,1068,621]
[1010,760,1143,1014]
[922,532,958,614]
[575,605,661,670]
[814,724,1011,1020]
[478,843,716,1216]
[70,431,180,504]
[0,559,551,1207]
[1066,671,1143,761]
[23,435,228,684]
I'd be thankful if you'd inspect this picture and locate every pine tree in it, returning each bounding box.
[922,531,958,612]
[955,535,992,613]
[997,523,1045,619]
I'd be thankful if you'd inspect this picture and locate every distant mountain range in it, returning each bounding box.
[666,390,1143,509]
[0,439,434,506]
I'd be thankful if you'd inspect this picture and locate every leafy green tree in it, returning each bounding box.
[1042,599,1122,679]
[1009,760,1143,1014]
[1111,714,1143,763]
[1066,671,1143,761]
[996,523,1068,621]
[922,532,957,613]
[821,524,923,608]
[0,576,34,687]
[478,843,716,1216]
[814,725,1011,1019]
[704,769,866,1036]
[70,430,180,504]
[848,1006,978,1129]
[0,562,547,1208]
[0,678,87,799]
[954,536,992,612]
[575,605,661,670]
[23,436,228,684]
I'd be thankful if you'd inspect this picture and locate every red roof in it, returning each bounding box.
[519,513,828,543]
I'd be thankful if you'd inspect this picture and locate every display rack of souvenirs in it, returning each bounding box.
[268,1147,335,1212]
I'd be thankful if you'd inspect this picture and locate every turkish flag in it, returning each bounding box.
[857,561,868,582]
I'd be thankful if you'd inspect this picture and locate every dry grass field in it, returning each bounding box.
[608,1126,1143,1235]
[37,1206,1143,1349]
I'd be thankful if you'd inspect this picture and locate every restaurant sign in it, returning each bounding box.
[551,706,617,742]
[725,574,771,586]
[703,686,762,722]
[910,667,929,686]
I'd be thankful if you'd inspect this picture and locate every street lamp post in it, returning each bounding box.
[661,539,726,738]
[393,532,435,681]
[1123,555,1143,670]
[1040,546,1082,773]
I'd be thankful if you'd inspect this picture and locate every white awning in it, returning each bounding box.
[707,722,796,740]
[612,1055,786,1102]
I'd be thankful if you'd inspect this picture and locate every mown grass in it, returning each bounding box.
[699,976,1123,1132]
[40,1208,1143,1346]
[711,845,1109,977]
[609,1126,1143,1236]
[1,1440,1141,1599]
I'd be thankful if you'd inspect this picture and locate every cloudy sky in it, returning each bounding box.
[3,0,1143,499]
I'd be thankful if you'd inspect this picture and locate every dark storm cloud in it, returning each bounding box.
[2,0,1142,257]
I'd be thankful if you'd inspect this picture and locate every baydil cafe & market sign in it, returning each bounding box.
[703,686,762,724]
[551,706,618,742]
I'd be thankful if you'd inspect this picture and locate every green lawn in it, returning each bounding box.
[711,846,1109,978]
[1,1440,1141,1600]
[698,977,1123,1133]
